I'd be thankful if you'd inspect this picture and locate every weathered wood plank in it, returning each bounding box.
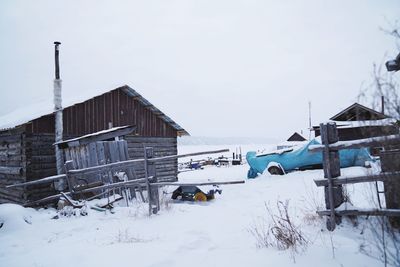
[56,125,136,149]
[151,180,245,187]
[26,177,149,206]
[68,149,229,176]
[124,136,177,143]
[317,209,400,217]
[5,174,66,188]
[314,171,400,187]
[309,134,400,152]
[88,143,99,167]
[26,169,57,180]
[0,149,23,156]
[0,187,25,199]
[0,166,23,175]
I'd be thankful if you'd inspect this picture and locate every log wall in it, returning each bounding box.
[0,130,26,204]
[24,133,59,203]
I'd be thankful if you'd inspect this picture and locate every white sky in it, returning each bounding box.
[0,0,399,139]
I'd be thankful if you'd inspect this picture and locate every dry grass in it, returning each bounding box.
[249,200,309,261]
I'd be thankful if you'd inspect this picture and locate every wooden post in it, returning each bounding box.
[320,122,344,231]
[380,150,400,228]
[64,160,75,198]
[143,147,152,216]
[144,147,159,214]
[147,147,159,213]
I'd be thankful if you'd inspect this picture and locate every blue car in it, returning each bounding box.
[246,139,372,178]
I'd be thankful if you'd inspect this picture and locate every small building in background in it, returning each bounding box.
[313,103,398,140]
[286,132,307,142]
[277,132,307,150]
[312,102,399,154]
[0,85,189,205]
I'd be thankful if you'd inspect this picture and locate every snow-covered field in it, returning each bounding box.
[0,145,387,267]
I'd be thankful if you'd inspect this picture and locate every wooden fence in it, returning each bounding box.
[310,122,400,231]
[7,148,244,215]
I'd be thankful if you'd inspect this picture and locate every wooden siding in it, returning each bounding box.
[0,133,178,205]
[26,88,177,137]
[0,130,26,204]
[125,136,178,182]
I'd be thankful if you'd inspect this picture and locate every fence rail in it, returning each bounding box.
[314,171,400,187]
[7,149,230,189]
[13,148,242,215]
[317,209,400,217]
[67,149,230,176]
[309,134,400,152]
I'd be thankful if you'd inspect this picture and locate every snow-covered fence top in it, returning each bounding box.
[308,134,400,152]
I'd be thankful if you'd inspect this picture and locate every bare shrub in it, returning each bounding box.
[160,190,173,211]
[360,216,400,267]
[358,20,400,120]
[249,200,308,260]
[115,229,153,244]
[248,218,271,249]
[301,181,324,213]
[300,181,325,226]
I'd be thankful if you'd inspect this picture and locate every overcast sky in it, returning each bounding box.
[0,1,399,139]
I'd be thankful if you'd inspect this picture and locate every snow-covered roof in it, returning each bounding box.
[312,118,397,130]
[0,85,189,136]
[334,118,398,128]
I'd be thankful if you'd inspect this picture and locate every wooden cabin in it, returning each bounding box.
[313,103,398,141]
[0,85,189,205]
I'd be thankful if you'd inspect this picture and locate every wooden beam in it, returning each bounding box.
[314,171,400,187]
[317,208,400,217]
[6,174,67,188]
[68,149,229,176]
[309,134,400,152]
[0,166,23,176]
[76,178,148,195]
[56,125,136,149]
[25,192,69,206]
[150,180,245,187]
[25,178,149,206]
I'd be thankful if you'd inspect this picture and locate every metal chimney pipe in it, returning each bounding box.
[54,41,61,79]
[53,41,65,190]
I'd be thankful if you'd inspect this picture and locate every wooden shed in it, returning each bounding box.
[313,103,398,141]
[287,132,306,142]
[0,85,189,205]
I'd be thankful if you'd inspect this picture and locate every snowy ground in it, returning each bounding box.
[0,145,387,267]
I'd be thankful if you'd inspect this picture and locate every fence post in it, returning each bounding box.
[143,147,151,216]
[320,122,344,231]
[144,147,158,215]
[147,147,159,214]
[380,150,400,228]
[61,160,77,205]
